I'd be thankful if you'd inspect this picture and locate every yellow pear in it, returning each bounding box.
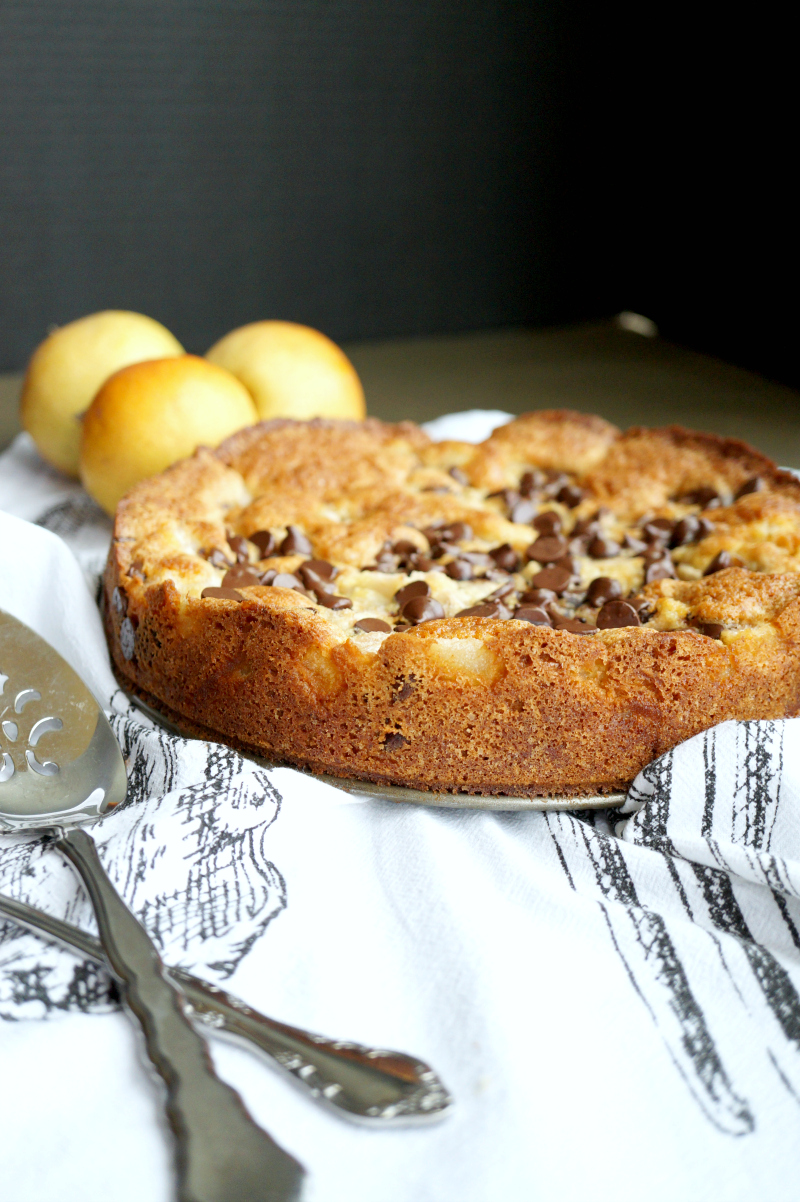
[20,310,185,477]
[80,355,258,514]
[206,320,365,422]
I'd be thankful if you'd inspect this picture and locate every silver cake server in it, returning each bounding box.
[0,607,305,1202]
[0,889,452,1124]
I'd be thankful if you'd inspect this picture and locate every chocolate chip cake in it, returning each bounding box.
[103,412,800,796]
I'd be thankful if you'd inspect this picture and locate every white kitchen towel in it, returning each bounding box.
[2,416,800,1202]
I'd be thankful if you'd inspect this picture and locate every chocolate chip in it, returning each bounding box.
[299,560,339,594]
[542,471,569,498]
[120,616,137,658]
[626,594,652,619]
[514,606,552,625]
[487,578,517,601]
[302,558,337,580]
[314,589,353,610]
[490,543,520,571]
[393,674,417,700]
[272,572,306,590]
[571,515,598,537]
[408,554,445,572]
[519,586,557,605]
[596,599,641,629]
[200,587,243,602]
[280,525,313,556]
[383,732,409,752]
[366,541,398,571]
[392,540,419,559]
[250,530,276,557]
[446,558,474,580]
[672,515,712,545]
[736,476,765,499]
[456,602,511,619]
[207,549,233,569]
[228,534,251,563]
[373,554,401,572]
[532,511,562,536]
[585,576,623,607]
[642,518,674,544]
[429,521,472,544]
[509,498,537,525]
[395,580,430,607]
[670,516,701,547]
[683,486,722,508]
[527,534,568,564]
[488,489,520,510]
[588,534,621,559]
[354,618,392,633]
[222,566,263,588]
[401,595,445,623]
[111,586,127,616]
[259,569,277,585]
[557,484,584,508]
[698,622,724,639]
[645,560,677,583]
[643,544,671,566]
[550,614,592,633]
[520,469,546,496]
[553,554,579,576]
[528,566,572,594]
[448,466,470,486]
[419,536,445,559]
[704,550,733,575]
[623,533,649,555]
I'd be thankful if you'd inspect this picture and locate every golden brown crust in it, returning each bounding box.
[464,409,620,490]
[104,411,800,796]
[217,416,430,497]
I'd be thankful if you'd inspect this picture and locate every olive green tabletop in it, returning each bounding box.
[3,319,799,466]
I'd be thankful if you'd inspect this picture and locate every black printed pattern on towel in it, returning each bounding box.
[545,810,754,1134]
[563,719,800,1130]
[35,495,108,540]
[0,716,286,1020]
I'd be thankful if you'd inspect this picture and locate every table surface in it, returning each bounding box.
[3,319,799,464]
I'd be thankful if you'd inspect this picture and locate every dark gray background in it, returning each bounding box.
[0,3,795,384]
[0,2,573,361]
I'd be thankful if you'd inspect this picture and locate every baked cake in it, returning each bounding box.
[103,412,800,796]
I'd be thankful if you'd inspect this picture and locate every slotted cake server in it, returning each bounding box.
[0,606,305,1202]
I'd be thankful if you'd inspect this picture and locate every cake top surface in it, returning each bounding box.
[110,411,800,649]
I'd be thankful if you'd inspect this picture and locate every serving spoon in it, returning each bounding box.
[0,607,305,1202]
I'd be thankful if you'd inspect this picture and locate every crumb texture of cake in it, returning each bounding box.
[104,412,800,796]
